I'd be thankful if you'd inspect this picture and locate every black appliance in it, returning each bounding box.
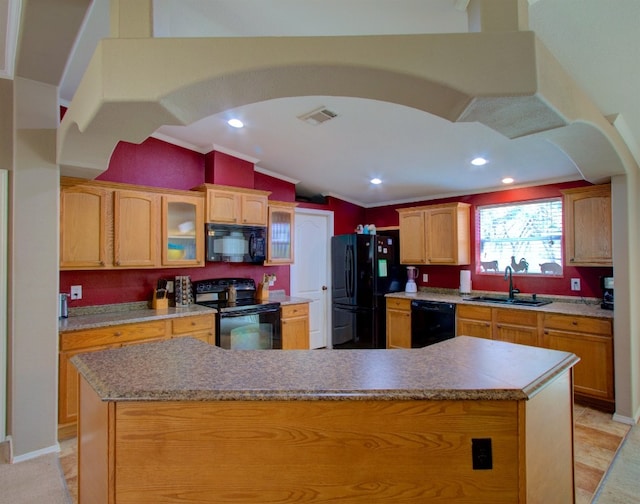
[601,276,614,310]
[331,233,402,349]
[410,300,456,348]
[193,278,281,349]
[205,224,266,264]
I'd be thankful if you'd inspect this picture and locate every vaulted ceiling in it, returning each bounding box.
[4,0,639,206]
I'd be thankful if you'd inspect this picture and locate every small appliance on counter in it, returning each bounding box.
[405,266,418,293]
[59,293,69,319]
[601,276,614,310]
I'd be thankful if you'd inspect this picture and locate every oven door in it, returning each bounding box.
[217,305,282,350]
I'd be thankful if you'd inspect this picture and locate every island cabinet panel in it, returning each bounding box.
[281,303,309,349]
[107,399,521,504]
[386,297,412,348]
[562,184,612,266]
[456,304,492,339]
[542,313,614,411]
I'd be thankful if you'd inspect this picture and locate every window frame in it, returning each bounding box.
[475,197,564,277]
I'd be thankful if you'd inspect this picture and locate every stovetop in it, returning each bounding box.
[193,278,280,313]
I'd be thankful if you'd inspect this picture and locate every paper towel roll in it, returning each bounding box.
[460,270,472,294]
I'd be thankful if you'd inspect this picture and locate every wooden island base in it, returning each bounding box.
[79,370,574,503]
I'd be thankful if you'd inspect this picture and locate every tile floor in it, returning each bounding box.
[58,405,631,504]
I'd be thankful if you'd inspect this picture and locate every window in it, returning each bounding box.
[477,199,563,275]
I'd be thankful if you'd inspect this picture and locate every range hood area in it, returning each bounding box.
[57,9,637,186]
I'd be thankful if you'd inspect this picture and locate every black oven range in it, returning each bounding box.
[193,278,281,350]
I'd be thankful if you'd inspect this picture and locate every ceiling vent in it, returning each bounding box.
[298,107,338,125]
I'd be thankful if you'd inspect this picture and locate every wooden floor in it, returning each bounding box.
[58,405,630,504]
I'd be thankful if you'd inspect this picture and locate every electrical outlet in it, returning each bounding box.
[70,285,83,300]
[472,438,493,470]
[571,278,581,291]
[422,274,428,283]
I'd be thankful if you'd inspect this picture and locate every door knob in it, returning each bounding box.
[322,286,328,290]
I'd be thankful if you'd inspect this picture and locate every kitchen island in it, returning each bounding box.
[73,336,579,503]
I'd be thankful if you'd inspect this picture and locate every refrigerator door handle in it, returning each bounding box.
[346,244,355,298]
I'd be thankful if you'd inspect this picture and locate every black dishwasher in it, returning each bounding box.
[410,300,456,348]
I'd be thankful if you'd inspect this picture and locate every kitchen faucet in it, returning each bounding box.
[504,266,520,300]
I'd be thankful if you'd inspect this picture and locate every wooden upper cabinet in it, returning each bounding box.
[114,190,160,268]
[266,201,297,265]
[562,184,612,266]
[161,194,205,267]
[60,183,110,269]
[425,204,470,265]
[194,184,270,226]
[397,203,470,265]
[398,210,426,264]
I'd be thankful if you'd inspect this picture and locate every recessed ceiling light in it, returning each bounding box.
[227,118,244,128]
[370,178,382,185]
[471,157,488,166]
[502,177,514,184]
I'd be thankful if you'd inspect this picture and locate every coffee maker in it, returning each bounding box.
[601,276,614,310]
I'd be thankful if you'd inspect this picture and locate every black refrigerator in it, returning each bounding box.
[331,233,403,349]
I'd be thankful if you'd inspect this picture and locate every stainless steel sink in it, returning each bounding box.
[464,296,552,307]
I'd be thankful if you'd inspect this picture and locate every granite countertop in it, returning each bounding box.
[59,304,217,333]
[386,290,613,318]
[71,336,578,403]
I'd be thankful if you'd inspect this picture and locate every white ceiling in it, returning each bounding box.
[5,0,640,207]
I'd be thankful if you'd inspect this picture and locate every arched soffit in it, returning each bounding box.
[58,33,633,179]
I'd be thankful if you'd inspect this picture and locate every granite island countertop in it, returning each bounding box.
[71,335,578,403]
[386,290,613,318]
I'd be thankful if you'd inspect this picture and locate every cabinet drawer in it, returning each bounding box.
[495,308,539,327]
[386,298,411,311]
[544,314,612,336]
[281,303,309,318]
[457,304,492,321]
[172,314,214,335]
[60,320,167,351]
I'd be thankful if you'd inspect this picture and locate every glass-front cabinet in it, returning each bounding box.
[266,201,297,265]
[162,194,205,267]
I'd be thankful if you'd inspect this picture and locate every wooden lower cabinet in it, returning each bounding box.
[386,297,412,348]
[58,313,215,439]
[456,304,492,339]
[171,314,215,344]
[281,303,310,349]
[494,308,542,347]
[455,304,614,412]
[542,313,614,411]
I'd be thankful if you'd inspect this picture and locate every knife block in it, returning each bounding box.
[257,282,270,300]
[151,291,169,310]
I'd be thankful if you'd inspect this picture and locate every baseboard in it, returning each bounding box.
[0,436,12,463]
[10,441,60,464]
[612,412,638,425]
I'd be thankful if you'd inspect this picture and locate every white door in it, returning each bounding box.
[290,208,333,349]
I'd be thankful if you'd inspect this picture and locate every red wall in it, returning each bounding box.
[364,181,612,298]
[61,132,611,306]
[60,139,289,307]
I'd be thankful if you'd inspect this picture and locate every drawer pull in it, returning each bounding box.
[572,321,578,326]
[114,331,122,337]
[191,321,196,326]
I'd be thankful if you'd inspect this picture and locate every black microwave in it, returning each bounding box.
[205,224,266,264]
